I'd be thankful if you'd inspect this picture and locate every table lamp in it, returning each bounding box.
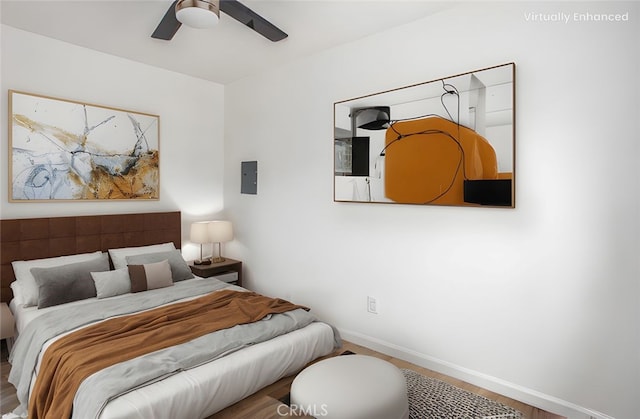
[208,220,233,263]
[190,221,212,265]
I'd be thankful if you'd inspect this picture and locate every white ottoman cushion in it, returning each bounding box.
[290,355,409,419]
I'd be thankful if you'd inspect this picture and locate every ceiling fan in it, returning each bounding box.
[152,0,287,42]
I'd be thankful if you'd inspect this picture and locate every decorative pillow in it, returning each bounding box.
[108,243,176,270]
[12,251,105,307]
[91,268,131,299]
[128,260,173,293]
[126,250,194,282]
[30,253,110,309]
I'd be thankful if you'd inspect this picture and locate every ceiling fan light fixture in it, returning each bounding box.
[176,0,220,29]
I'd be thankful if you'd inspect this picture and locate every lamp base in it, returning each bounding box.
[211,257,226,263]
[194,259,212,265]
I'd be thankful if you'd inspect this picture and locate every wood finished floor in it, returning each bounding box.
[1,340,565,419]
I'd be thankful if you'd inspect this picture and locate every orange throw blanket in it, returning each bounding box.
[29,289,307,419]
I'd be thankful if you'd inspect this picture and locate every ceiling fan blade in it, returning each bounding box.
[220,0,287,42]
[151,0,182,40]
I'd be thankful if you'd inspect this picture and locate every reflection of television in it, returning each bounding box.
[334,137,370,177]
[463,179,512,206]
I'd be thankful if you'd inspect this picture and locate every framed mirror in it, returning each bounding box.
[334,63,515,207]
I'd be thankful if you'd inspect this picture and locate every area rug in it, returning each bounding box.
[282,354,523,419]
[401,368,523,419]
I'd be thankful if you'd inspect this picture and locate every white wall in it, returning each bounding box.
[1,26,226,260]
[224,2,639,418]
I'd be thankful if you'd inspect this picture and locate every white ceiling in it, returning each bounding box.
[0,0,451,85]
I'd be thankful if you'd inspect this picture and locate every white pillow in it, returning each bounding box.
[108,243,176,270]
[9,281,25,305]
[12,251,104,307]
[91,268,131,299]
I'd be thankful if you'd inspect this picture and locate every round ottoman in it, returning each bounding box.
[290,355,409,419]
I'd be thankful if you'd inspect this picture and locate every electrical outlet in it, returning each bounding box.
[367,296,378,314]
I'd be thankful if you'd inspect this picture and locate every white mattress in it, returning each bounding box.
[103,322,334,419]
[7,277,337,419]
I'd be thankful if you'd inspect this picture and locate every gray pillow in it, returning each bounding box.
[31,253,110,309]
[125,250,194,282]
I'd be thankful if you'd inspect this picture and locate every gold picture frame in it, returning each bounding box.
[9,90,160,201]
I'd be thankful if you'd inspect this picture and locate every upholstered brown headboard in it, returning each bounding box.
[0,211,181,303]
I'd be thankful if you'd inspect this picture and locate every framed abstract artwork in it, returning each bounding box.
[334,63,515,207]
[8,90,160,201]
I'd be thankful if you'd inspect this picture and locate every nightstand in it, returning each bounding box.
[189,258,243,288]
[1,302,15,358]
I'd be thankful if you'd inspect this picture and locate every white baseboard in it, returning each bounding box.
[338,328,614,419]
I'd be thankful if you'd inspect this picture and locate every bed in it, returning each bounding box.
[0,211,339,419]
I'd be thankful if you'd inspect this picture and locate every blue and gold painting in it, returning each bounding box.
[9,91,159,201]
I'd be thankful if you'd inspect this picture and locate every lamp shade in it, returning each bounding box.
[208,220,233,243]
[176,0,220,29]
[190,222,211,244]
